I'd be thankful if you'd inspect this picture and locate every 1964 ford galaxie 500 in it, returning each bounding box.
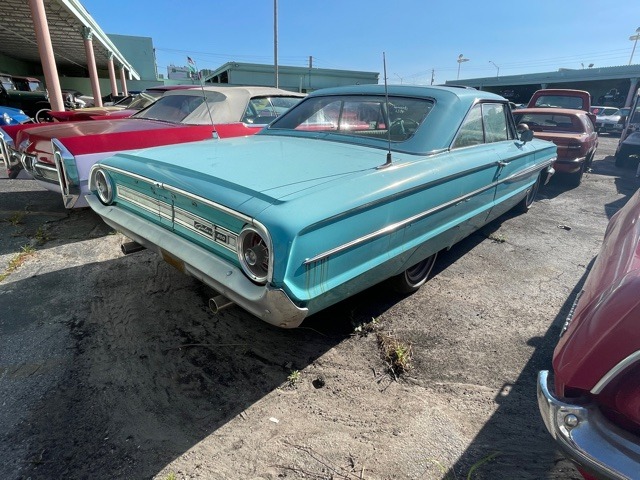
[86,85,557,328]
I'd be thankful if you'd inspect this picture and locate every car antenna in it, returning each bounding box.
[378,52,393,169]
[192,57,218,139]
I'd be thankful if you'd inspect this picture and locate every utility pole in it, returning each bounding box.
[431,69,435,85]
[274,0,278,88]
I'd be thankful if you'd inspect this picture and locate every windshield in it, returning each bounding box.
[241,96,302,125]
[0,76,16,91]
[125,92,161,111]
[268,94,434,141]
[28,81,44,92]
[133,94,208,123]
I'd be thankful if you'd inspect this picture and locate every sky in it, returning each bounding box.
[80,0,640,85]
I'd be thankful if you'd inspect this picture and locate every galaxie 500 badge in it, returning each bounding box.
[189,218,236,250]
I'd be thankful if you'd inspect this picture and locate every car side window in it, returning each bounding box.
[482,103,509,143]
[452,105,483,148]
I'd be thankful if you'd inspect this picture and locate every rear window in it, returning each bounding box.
[514,113,582,132]
[533,95,585,110]
[269,95,434,142]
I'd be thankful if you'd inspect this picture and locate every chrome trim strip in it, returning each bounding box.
[173,205,238,252]
[304,181,496,265]
[560,289,583,336]
[100,164,253,224]
[591,350,640,394]
[304,158,555,264]
[117,185,172,221]
[117,181,240,253]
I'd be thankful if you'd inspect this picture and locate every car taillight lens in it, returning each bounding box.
[237,226,271,284]
[594,362,640,435]
[90,167,114,205]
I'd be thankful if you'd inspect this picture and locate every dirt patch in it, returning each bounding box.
[0,136,634,479]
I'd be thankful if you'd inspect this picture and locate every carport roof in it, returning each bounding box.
[0,0,139,79]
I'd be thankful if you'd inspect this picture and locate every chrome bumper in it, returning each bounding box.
[20,153,61,187]
[537,370,640,480]
[86,194,308,328]
[0,128,20,169]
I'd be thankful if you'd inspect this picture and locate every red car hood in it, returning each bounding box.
[553,189,640,393]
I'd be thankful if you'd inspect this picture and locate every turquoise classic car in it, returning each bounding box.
[86,85,557,328]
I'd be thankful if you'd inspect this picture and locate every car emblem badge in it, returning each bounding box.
[193,221,213,237]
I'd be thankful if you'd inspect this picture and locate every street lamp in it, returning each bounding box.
[629,27,640,65]
[489,60,499,77]
[457,54,469,80]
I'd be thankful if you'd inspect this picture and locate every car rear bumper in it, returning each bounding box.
[21,153,61,188]
[537,370,640,480]
[86,194,308,328]
[554,156,586,174]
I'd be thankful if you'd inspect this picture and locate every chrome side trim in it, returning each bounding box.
[560,289,584,336]
[304,181,497,265]
[116,180,243,255]
[174,205,238,253]
[304,158,555,265]
[99,164,253,224]
[591,350,640,395]
[117,185,172,221]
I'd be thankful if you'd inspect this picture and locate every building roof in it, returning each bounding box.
[0,0,139,79]
[446,64,640,89]
[203,61,379,83]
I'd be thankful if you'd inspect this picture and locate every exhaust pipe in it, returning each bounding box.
[121,241,145,255]
[209,295,234,314]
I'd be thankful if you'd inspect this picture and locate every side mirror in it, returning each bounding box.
[517,123,533,142]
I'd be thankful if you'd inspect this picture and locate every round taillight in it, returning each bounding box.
[237,227,270,284]
[93,168,114,205]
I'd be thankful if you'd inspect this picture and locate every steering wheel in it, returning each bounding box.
[390,118,419,136]
[35,108,54,123]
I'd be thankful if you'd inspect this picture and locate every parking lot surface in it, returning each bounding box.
[0,136,636,479]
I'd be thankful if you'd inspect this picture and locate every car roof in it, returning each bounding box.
[513,107,586,116]
[162,85,306,98]
[305,84,505,104]
[145,85,199,92]
[151,86,305,125]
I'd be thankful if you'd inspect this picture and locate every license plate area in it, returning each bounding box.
[161,248,185,273]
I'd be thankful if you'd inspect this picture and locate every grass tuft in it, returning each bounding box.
[0,244,36,282]
[8,211,25,226]
[377,332,413,377]
[286,370,301,387]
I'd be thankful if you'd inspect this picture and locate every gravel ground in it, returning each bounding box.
[0,135,636,479]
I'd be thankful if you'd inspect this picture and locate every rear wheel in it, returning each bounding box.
[389,252,438,294]
[515,174,541,214]
[566,162,585,187]
[615,144,634,167]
